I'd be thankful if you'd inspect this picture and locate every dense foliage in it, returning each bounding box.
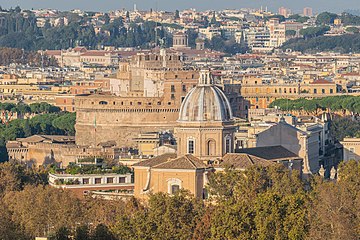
[0,102,60,114]
[0,8,175,50]
[50,162,132,175]
[330,117,360,141]
[287,14,310,23]
[269,96,360,114]
[299,26,330,39]
[282,33,360,53]
[0,47,57,66]
[316,12,339,25]
[0,160,358,239]
[0,111,75,161]
[269,96,360,141]
[316,12,360,25]
[205,35,248,55]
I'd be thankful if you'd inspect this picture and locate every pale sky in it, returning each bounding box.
[0,0,358,14]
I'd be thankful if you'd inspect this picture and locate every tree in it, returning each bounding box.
[174,10,180,19]
[308,161,360,239]
[207,165,308,239]
[91,224,116,240]
[346,26,360,34]
[50,227,70,240]
[113,191,204,240]
[23,119,32,137]
[0,199,27,240]
[74,225,90,240]
[285,30,296,37]
[3,185,82,238]
[316,12,338,25]
[103,13,110,24]
[299,26,330,39]
[51,112,76,136]
[268,15,286,22]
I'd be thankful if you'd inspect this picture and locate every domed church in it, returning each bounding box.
[175,69,237,161]
[133,70,237,200]
[133,70,303,200]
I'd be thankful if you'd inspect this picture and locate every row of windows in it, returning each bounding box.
[187,138,232,155]
[248,88,335,94]
[171,84,195,92]
[81,58,109,62]
[81,177,126,184]
[96,101,173,106]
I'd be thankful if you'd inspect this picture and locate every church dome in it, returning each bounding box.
[178,71,233,122]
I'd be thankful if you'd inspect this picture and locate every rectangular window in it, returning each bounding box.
[330,89,333,94]
[119,177,126,183]
[314,89,317,94]
[171,85,175,92]
[182,85,186,92]
[107,177,114,184]
[82,178,89,184]
[95,178,102,184]
[188,140,194,154]
[322,89,325,94]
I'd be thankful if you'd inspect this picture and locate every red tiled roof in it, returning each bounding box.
[310,79,333,84]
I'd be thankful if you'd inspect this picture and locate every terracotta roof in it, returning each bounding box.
[132,153,177,167]
[98,140,117,147]
[310,79,333,84]
[45,50,61,56]
[220,153,275,169]
[81,51,116,56]
[17,135,75,143]
[235,146,299,161]
[133,154,207,170]
[153,154,207,169]
[6,141,23,148]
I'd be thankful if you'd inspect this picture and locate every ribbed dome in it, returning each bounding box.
[178,85,233,122]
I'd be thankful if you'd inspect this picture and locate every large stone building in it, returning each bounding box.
[75,51,247,147]
[341,138,360,161]
[45,47,120,68]
[133,70,303,200]
[6,135,121,167]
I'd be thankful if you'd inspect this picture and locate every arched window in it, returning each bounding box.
[167,178,182,195]
[207,139,216,156]
[188,138,195,154]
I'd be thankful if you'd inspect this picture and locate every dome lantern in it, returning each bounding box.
[178,70,233,123]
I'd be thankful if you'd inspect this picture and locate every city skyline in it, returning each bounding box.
[0,0,359,13]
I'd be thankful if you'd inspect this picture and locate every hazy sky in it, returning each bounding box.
[0,0,358,13]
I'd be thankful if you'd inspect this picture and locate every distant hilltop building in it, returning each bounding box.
[172,32,190,50]
[278,7,292,18]
[303,7,313,17]
[45,47,119,68]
